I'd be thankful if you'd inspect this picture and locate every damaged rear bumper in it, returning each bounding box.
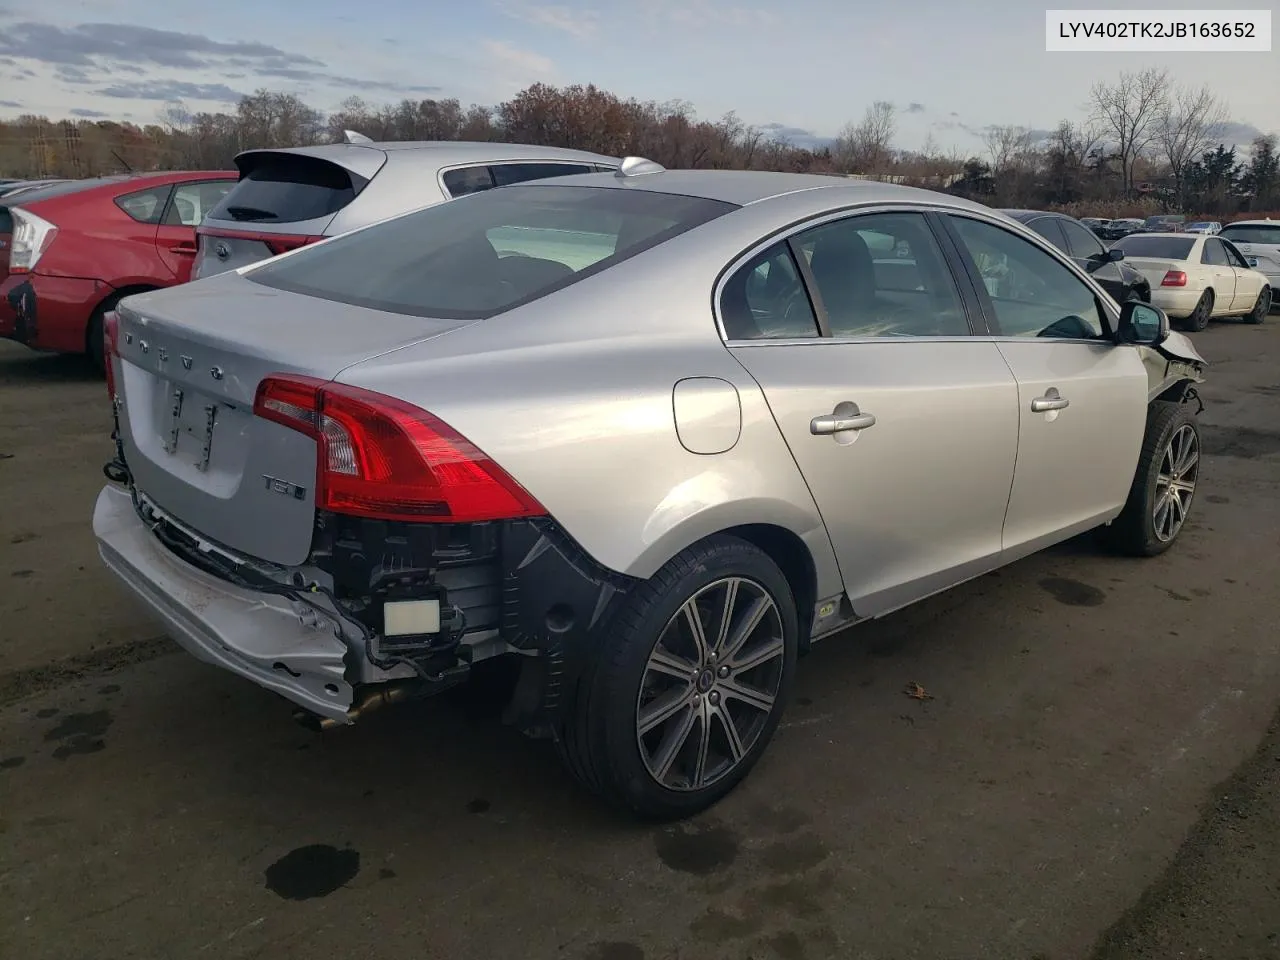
[92,483,357,722]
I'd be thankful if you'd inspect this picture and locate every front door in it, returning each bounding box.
[942,213,1149,556]
[1222,239,1265,311]
[723,210,1020,618]
[1199,238,1239,313]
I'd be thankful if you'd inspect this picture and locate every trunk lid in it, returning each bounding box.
[1119,257,1184,288]
[112,272,475,565]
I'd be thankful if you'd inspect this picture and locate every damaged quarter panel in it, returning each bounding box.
[331,214,844,607]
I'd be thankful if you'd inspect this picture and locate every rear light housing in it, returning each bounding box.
[8,207,58,273]
[103,310,120,400]
[1161,270,1188,287]
[199,227,324,258]
[253,375,547,524]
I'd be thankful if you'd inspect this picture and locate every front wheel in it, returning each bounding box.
[1100,401,1201,557]
[1244,286,1271,325]
[555,536,798,820]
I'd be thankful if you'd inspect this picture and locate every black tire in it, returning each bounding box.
[555,535,798,820]
[1244,286,1271,325]
[85,295,126,376]
[1100,401,1201,557]
[1184,289,1213,332]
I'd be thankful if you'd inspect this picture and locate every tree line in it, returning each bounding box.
[0,68,1275,217]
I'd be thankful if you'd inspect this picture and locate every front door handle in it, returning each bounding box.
[1030,388,1070,413]
[811,402,876,435]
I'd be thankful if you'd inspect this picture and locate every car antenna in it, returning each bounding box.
[112,150,133,173]
[615,156,666,177]
[343,129,373,144]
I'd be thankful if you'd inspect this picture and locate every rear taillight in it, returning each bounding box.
[253,375,546,524]
[1161,271,1187,287]
[103,310,119,400]
[200,228,324,258]
[9,207,58,273]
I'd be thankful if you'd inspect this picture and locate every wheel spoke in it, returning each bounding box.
[691,709,712,788]
[647,646,697,682]
[680,598,710,663]
[639,686,694,735]
[716,708,746,764]
[728,634,785,674]
[721,596,773,662]
[712,578,740,656]
[652,703,698,783]
[720,676,776,714]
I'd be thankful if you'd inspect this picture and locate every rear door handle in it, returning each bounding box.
[811,403,876,435]
[1030,388,1070,413]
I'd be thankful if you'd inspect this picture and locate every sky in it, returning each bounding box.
[0,0,1276,153]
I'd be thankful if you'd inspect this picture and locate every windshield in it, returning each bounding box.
[1221,224,1280,245]
[248,184,737,320]
[1113,235,1196,260]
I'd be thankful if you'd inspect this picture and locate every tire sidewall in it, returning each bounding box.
[1188,290,1212,331]
[593,538,799,818]
[1133,406,1199,551]
[1249,287,1271,324]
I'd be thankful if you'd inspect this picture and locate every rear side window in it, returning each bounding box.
[720,243,819,340]
[248,184,736,320]
[1221,224,1280,245]
[1113,236,1196,260]
[164,180,235,226]
[442,166,494,197]
[115,185,172,224]
[208,155,361,224]
[490,162,595,187]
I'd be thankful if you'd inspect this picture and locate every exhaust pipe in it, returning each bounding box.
[293,681,418,732]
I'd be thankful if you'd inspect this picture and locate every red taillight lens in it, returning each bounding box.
[253,375,546,524]
[103,310,119,399]
[1161,270,1187,287]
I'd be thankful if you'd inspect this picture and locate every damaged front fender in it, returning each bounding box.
[1142,331,1207,404]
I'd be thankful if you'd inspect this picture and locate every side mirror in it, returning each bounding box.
[1116,300,1169,346]
[1104,246,1124,263]
[1087,247,1124,272]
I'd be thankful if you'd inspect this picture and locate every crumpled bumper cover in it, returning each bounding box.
[92,484,356,722]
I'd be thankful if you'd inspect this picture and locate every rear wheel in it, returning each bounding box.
[555,535,798,820]
[1244,286,1271,324]
[1184,289,1213,332]
[1100,401,1200,557]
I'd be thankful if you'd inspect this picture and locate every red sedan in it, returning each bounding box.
[1,170,236,370]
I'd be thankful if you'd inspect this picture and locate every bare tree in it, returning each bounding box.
[1089,67,1170,195]
[1157,83,1227,206]
[983,124,1035,173]
[833,100,896,175]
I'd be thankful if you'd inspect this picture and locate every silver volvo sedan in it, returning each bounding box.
[94,161,1208,820]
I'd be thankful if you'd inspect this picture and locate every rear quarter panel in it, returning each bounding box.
[334,208,844,600]
[33,188,173,287]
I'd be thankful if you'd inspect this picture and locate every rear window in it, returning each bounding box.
[248,184,736,320]
[208,155,365,224]
[1221,224,1280,245]
[1113,236,1196,260]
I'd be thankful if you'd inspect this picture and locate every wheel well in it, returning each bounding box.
[84,285,157,349]
[1154,377,1196,405]
[722,523,818,651]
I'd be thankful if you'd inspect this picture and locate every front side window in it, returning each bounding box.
[249,184,736,320]
[1201,239,1228,266]
[791,212,970,337]
[948,215,1106,339]
[720,242,819,340]
[114,185,171,224]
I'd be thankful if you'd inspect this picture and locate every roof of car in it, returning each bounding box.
[1121,231,1199,240]
[1223,219,1278,227]
[530,168,997,210]
[235,140,619,167]
[999,208,1062,221]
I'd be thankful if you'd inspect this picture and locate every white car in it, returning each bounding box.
[1109,231,1272,331]
[1184,221,1221,235]
[1219,220,1280,300]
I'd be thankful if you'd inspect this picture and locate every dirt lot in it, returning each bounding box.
[2,324,1279,960]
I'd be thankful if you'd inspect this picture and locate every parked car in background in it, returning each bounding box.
[1100,218,1145,242]
[96,164,1207,820]
[1,170,236,369]
[1185,221,1221,235]
[1110,232,1272,330]
[1219,220,1280,303]
[1140,214,1185,233]
[1000,209,1151,304]
[1080,217,1110,236]
[192,139,620,280]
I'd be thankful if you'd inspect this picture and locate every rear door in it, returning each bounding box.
[725,209,1020,618]
[1200,238,1239,311]
[1222,238,1265,308]
[941,213,1148,556]
[155,179,235,283]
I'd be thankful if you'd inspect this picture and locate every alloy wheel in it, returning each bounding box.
[636,577,786,792]
[1153,423,1199,542]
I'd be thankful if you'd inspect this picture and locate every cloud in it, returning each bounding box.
[1215,120,1265,147]
[0,99,21,108]
[759,122,834,150]
[906,102,925,114]
[70,107,109,117]
[483,39,555,77]
[0,21,324,71]
[497,2,598,40]
[98,80,246,103]
[56,64,94,84]
[252,64,440,94]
